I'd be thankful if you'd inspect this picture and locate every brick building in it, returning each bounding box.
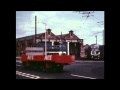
[16,29,84,58]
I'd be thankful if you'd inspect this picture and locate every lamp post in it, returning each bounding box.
[42,22,47,56]
[95,35,97,44]
[60,32,63,54]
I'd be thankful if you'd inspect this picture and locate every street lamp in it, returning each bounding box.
[42,22,47,56]
[95,35,97,44]
[59,32,63,54]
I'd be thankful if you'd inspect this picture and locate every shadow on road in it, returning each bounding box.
[22,67,71,74]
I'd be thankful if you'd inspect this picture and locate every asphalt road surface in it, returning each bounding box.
[16,59,104,79]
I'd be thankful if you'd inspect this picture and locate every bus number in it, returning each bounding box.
[27,55,34,60]
[44,55,52,60]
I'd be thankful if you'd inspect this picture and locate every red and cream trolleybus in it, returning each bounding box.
[21,45,75,72]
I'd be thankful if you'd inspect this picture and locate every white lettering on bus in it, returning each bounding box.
[27,56,34,60]
[44,55,52,60]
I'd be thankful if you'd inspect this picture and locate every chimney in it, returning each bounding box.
[47,29,51,35]
[69,30,73,36]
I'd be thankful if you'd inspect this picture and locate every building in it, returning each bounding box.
[82,44,104,59]
[80,45,86,58]
[16,29,84,58]
[80,44,91,59]
[99,45,104,59]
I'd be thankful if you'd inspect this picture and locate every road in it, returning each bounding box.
[16,59,104,79]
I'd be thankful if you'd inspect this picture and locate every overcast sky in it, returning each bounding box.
[16,11,104,45]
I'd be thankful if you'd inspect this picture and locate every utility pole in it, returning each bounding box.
[61,32,63,54]
[35,16,37,47]
[42,22,47,56]
[95,35,97,44]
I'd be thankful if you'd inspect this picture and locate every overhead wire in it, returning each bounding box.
[38,12,103,41]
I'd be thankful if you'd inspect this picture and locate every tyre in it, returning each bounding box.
[55,65,63,72]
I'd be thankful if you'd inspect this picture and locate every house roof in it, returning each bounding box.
[16,31,82,41]
[16,33,44,41]
[56,34,68,39]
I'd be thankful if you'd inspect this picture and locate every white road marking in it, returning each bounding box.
[34,76,40,79]
[17,72,22,74]
[30,75,35,77]
[21,73,27,76]
[29,76,35,79]
[25,75,31,77]
[16,72,21,74]
[21,74,26,76]
[16,65,21,66]
[16,71,40,79]
[71,74,96,79]
[18,73,22,75]
[16,72,19,74]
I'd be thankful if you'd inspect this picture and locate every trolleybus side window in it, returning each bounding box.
[47,45,66,55]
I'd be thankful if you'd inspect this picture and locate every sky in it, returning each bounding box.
[16,11,104,45]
